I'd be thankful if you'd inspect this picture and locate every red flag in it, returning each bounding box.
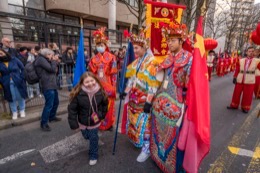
[178,16,210,173]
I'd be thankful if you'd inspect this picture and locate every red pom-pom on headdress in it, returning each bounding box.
[123,30,131,38]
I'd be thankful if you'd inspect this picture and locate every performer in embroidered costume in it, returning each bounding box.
[150,21,193,173]
[227,46,260,113]
[207,50,215,81]
[89,27,117,130]
[121,29,162,162]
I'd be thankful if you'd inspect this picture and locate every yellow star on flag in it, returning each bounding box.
[194,34,205,58]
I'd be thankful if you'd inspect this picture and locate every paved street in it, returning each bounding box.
[0,73,259,173]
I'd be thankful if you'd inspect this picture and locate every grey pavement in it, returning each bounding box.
[0,73,259,173]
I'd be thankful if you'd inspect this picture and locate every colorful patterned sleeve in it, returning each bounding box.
[142,56,164,88]
[110,55,118,87]
[143,56,165,103]
[125,59,138,78]
[123,59,140,93]
[183,54,193,88]
[125,76,134,93]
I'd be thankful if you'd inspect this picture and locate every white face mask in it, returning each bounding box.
[96,46,105,53]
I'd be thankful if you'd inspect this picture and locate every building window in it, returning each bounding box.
[8,5,24,15]
[25,8,45,18]
[24,0,44,10]
[46,12,63,22]
[96,21,108,28]
[127,0,138,7]
[8,0,44,10]
[8,0,23,6]
[84,20,95,27]
[64,16,79,25]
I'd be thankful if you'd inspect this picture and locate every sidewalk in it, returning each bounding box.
[0,101,68,130]
[0,93,120,131]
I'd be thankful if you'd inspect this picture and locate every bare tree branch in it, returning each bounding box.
[117,0,139,13]
[105,0,145,28]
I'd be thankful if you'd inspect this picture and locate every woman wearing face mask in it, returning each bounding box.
[0,48,28,120]
[88,27,117,131]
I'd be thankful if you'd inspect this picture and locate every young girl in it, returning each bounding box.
[68,72,108,166]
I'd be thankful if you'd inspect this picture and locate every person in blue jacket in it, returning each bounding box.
[0,48,28,120]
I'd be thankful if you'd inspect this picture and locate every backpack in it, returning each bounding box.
[24,60,40,85]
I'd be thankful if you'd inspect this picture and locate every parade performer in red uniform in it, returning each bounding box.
[254,47,260,99]
[217,56,225,77]
[207,50,215,81]
[227,46,260,113]
[227,54,232,73]
[230,51,238,72]
[224,52,230,74]
[89,27,117,130]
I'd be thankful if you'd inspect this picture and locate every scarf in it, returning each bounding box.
[81,84,101,101]
[0,55,11,62]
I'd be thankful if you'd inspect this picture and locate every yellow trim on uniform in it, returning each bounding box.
[150,18,171,23]
[146,4,152,40]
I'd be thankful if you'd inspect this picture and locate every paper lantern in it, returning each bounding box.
[256,23,260,37]
[251,30,260,45]
[204,38,218,50]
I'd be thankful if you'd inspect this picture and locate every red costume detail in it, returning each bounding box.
[230,58,260,111]
[89,51,117,130]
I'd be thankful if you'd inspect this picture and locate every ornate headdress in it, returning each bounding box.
[160,20,188,40]
[93,27,110,46]
[124,27,150,48]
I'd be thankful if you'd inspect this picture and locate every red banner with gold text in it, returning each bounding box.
[144,0,186,58]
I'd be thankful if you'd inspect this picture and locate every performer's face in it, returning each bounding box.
[247,48,254,57]
[167,38,182,53]
[254,49,260,57]
[96,43,106,53]
[83,76,97,90]
[133,44,145,58]
[209,53,214,57]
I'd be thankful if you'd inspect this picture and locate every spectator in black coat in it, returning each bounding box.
[62,47,76,91]
[17,46,28,66]
[34,48,61,131]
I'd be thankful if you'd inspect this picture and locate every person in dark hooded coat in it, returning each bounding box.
[0,48,28,120]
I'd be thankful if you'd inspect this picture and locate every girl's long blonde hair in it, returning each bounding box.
[69,72,107,102]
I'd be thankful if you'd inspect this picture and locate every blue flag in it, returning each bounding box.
[73,28,86,87]
[118,41,135,94]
